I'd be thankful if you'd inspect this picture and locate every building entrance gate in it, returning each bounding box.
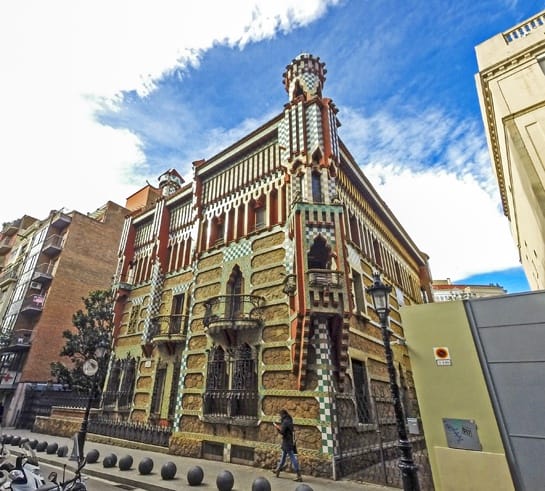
[333,384,435,490]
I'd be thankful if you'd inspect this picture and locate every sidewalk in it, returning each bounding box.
[3,428,398,491]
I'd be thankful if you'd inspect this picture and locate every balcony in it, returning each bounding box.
[0,237,13,255]
[150,314,188,354]
[6,330,32,351]
[50,212,71,230]
[32,263,55,282]
[0,267,18,287]
[203,295,265,334]
[308,269,343,288]
[1,221,19,236]
[21,294,45,314]
[307,269,345,311]
[113,273,134,292]
[42,234,64,257]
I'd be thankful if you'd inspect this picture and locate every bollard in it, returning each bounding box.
[119,455,133,471]
[187,465,204,486]
[251,476,271,491]
[160,461,177,480]
[138,457,154,475]
[216,470,234,491]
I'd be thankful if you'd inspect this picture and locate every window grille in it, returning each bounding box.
[127,305,139,334]
[168,360,181,421]
[151,365,167,415]
[104,358,122,406]
[352,359,372,424]
[118,357,137,409]
[203,344,258,420]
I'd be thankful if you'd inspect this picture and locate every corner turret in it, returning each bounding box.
[282,53,327,102]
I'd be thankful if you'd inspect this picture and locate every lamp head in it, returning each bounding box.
[94,338,110,359]
[366,272,392,320]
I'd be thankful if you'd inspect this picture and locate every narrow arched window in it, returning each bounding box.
[227,265,243,318]
[312,172,322,203]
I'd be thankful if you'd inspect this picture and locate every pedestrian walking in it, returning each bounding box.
[272,408,302,482]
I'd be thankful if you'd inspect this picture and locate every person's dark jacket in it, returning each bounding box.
[277,412,295,451]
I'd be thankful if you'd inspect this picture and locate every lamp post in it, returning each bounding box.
[366,272,420,491]
[76,339,110,464]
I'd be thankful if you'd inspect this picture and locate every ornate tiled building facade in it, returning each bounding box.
[105,53,433,478]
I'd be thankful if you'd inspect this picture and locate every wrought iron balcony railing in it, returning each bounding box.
[203,389,259,424]
[32,263,55,282]
[42,234,64,256]
[21,294,45,313]
[5,329,32,350]
[1,221,19,236]
[203,294,264,333]
[0,267,18,286]
[150,314,189,343]
[112,273,134,291]
[50,211,71,230]
[0,237,13,254]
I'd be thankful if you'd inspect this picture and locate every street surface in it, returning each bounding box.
[15,462,148,491]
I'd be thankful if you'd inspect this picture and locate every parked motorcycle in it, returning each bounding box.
[0,437,11,487]
[4,443,46,491]
[36,459,87,491]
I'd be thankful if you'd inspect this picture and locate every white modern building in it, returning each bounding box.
[475,11,545,290]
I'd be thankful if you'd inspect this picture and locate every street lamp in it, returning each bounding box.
[367,272,420,491]
[76,338,110,464]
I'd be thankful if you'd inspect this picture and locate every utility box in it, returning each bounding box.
[407,417,420,435]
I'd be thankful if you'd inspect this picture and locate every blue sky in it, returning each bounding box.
[2,0,543,293]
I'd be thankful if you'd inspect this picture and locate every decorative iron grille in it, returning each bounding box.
[333,383,434,489]
[203,345,258,424]
[89,418,172,447]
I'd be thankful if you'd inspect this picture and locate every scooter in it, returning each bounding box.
[36,459,87,491]
[5,443,46,491]
[0,438,11,487]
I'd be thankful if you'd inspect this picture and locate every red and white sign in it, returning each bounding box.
[433,346,452,366]
[0,371,16,386]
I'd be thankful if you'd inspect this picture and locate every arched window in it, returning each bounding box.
[227,265,243,318]
[312,172,323,203]
[254,198,266,230]
[307,235,330,269]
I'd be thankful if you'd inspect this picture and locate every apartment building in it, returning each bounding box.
[0,202,127,426]
[475,10,545,290]
[432,278,506,302]
[105,53,433,479]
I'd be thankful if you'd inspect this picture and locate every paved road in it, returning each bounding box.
[3,428,399,491]
[40,461,146,491]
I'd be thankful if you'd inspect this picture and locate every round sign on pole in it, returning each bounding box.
[83,358,99,376]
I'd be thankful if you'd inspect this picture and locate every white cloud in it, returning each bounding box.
[0,0,339,225]
[338,107,520,280]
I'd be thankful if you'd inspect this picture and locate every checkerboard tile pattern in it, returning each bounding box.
[223,239,252,262]
[142,260,164,344]
[283,235,295,274]
[172,282,191,295]
[173,356,187,432]
[306,104,323,153]
[313,325,339,457]
[305,225,337,251]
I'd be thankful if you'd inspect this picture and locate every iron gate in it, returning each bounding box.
[15,386,91,430]
[333,383,434,490]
